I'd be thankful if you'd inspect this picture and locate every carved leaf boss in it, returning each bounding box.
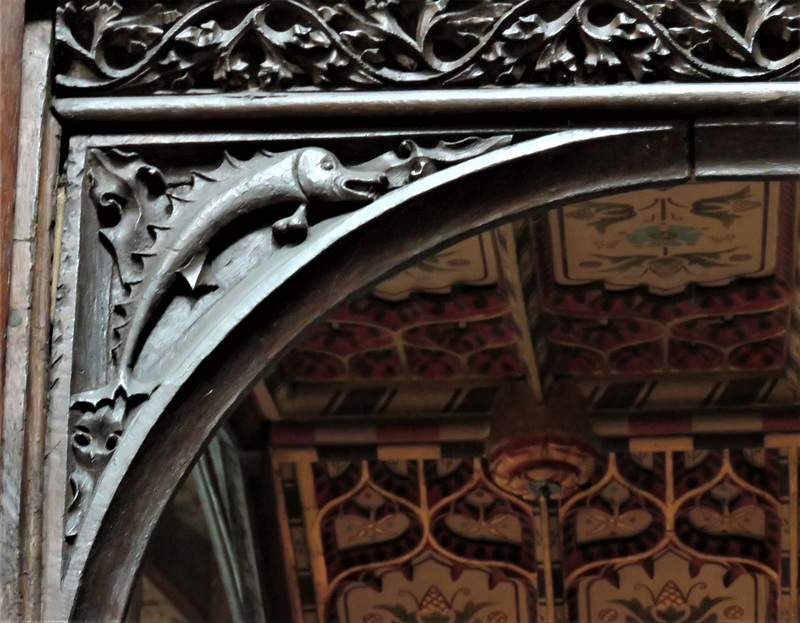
[66,135,511,540]
[56,0,800,94]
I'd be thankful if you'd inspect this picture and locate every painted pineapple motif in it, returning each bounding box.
[374,585,494,623]
[654,580,688,613]
[613,578,728,623]
[419,586,449,614]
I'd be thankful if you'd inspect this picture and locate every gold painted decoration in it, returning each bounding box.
[575,483,653,544]
[550,182,779,295]
[372,232,499,301]
[578,549,769,623]
[687,482,766,540]
[337,552,529,623]
[489,435,596,501]
[273,448,784,621]
[444,489,523,544]
[333,489,413,550]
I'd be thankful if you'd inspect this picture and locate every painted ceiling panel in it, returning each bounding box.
[280,231,526,384]
[268,179,800,421]
[550,183,781,295]
[273,448,787,623]
[527,181,798,381]
[274,458,539,623]
[260,181,800,621]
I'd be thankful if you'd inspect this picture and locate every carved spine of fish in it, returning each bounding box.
[74,136,512,407]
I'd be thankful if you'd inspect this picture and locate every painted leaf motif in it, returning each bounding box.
[690,187,754,228]
[575,507,653,543]
[565,201,637,234]
[333,512,411,549]
[687,504,766,539]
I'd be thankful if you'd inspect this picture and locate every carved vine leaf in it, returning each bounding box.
[66,135,511,543]
[86,149,173,287]
[55,0,800,94]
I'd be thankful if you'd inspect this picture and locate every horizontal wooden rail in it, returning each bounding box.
[55,83,800,124]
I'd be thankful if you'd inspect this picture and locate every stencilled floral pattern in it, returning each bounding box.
[565,450,778,622]
[282,231,524,381]
[625,225,704,248]
[280,459,537,622]
[530,181,798,375]
[276,448,783,622]
[553,183,778,295]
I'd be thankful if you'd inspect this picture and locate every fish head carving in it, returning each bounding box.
[295,147,385,203]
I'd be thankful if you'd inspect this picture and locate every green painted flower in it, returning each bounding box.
[626,225,703,247]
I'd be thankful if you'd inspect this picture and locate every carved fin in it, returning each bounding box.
[222,152,243,168]
[178,249,209,290]
[272,203,309,243]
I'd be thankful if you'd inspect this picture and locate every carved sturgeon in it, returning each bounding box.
[65,135,512,543]
[75,147,381,405]
[72,136,512,410]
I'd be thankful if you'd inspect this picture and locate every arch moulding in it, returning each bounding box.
[45,119,800,621]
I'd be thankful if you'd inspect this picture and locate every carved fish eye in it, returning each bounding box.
[321,158,335,171]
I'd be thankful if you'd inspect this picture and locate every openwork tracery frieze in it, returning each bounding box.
[55,0,800,95]
[65,134,511,542]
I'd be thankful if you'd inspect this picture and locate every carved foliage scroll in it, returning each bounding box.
[56,0,800,95]
[65,135,512,542]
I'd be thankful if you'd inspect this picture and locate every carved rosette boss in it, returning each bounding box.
[488,381,597,500]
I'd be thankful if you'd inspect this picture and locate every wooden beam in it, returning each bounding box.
[0,10,55,622]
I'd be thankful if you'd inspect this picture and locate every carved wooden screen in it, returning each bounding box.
[30,1,800,621]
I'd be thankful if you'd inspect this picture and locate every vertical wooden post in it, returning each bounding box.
[1,7,56,621]
[0,0,24,437]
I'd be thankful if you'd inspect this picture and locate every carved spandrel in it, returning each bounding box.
[65,134,512,543]
[55,0,800,95]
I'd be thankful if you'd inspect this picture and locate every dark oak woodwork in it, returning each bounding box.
[0,0,25,442]
[0,2,796,622]
[53,0,800,95]
[46,119,797,622]
[61,124,690,619]
[0,1,26,616]
[1,18,60,623]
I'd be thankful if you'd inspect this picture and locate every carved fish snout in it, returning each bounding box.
[341,169,388,201]
[296,148,387,203]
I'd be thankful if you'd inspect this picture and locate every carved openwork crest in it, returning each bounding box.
[55,0,800,94]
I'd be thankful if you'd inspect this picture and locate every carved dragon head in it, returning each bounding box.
[294,148,386,203]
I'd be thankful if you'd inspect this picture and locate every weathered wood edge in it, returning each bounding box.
[0,19,58,623]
